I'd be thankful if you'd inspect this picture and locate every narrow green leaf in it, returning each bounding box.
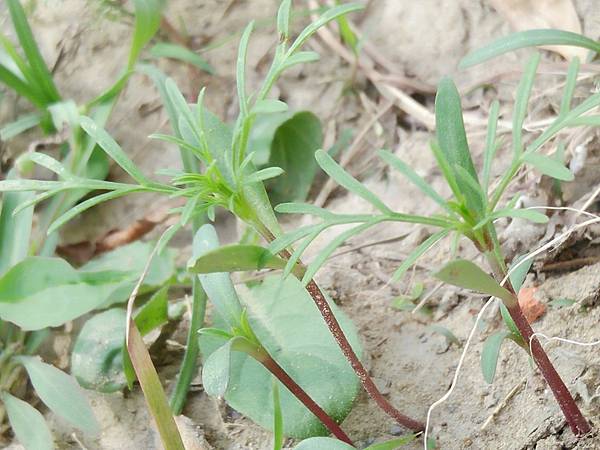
[460,29,600,68]
[481,330,512,384]
[188,243,287,274]
[523,152,574,181]
[560,57,580,117]
[549,298,576,308]
[490,208,549,224]
[429,325,460,347]
[237,22,254,118]
[79,116,150,184]
[26,152,73,179]
[287,3,364,55]
[315,149,391,213]
[482,100,500,191]
[272,379,284,450]
[0,63,44,107]
[48,188,142,235]
[2,392,53,450]
[135,285,169,335]
[302,220,380,284]
[279,51,320,70]
[274,202,333,218]
[512,54,540,156]
[17,356,99,433]
[500,303,521,338]
[435,78,478,180]
[150,42,215,74]
[245,167,285,183]
[392,230,450,282]
[379,150,451,213]
[267,223,325,255]
[434,259,515,304]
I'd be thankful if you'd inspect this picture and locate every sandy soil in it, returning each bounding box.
[2,0,600,449]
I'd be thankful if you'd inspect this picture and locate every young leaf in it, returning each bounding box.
[434,259,515,305]
[391,229,450,282]
[0,112,40,140]
[16,356,99,434]
[523,152,574,181]
[429,325,460,347]
[150,42,215,74]
[460,29,600,69]
[435,78,483,215]
[245,167,285,183]
[500,303,521,339]
[2,392,53,450]
[276,0,292,41]
[279,51,320,70]
[315,149,391,213]
[237,21,254,118]
[188,243,287,274]
[79,116,150,185]
[481,330,512,384]
[508,254,533,293]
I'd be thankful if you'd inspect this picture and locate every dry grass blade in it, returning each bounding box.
[125,240,185,450]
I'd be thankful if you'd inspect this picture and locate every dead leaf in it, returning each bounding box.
[489,0,588,61]
[518,286,546,323]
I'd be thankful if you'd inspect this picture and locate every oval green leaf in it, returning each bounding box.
[2,392,53,450]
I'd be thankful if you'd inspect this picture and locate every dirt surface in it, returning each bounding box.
[2,0,600,449]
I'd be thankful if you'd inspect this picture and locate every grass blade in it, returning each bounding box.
[128,0,165,69]
[315,149,391,213]
[0,112,41,140]
[460,29,600,68]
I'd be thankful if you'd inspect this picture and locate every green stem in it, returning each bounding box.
[169,278,207,414]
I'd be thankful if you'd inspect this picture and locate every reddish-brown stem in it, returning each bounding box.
[505,302,590,435]
[262,229,425,433]
[485,251,590,436]
[261,354,354,445]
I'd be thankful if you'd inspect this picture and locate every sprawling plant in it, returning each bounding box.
[1,0,599,446]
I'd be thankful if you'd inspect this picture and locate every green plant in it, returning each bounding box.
[271,32,600,437]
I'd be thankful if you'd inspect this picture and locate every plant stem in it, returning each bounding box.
[169,278,207,414]
[262,229,425,432]
[484,250,590,436]
[260,353,354,445]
